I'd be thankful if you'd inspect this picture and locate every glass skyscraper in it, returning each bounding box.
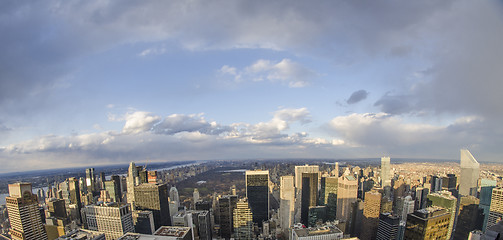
[245,170,269,227]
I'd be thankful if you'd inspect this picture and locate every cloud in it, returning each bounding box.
[374,93,412,115]
[220,59,317,87]
[347,90,369,104]
[0,108,343,172]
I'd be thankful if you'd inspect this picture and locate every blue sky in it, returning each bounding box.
[0,0,502,173]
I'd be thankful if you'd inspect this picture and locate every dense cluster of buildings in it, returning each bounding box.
[0,149,503,240]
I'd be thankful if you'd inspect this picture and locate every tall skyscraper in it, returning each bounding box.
[193,188,200,204]
[294,165,319,189]
[454,196,484,240]
[134,183,171,229]
[85,168,96,194]
[104,176,121,203]
[170,186,180,208]
[245,170,269,227]
[376,213,400,240]
[480,179,497,231]
[404,207,450,240]
[218,195,238,239]
[81,202,134,240]
[6,183,48,240]
[442,174,457,197]
[488,187,503,229]
[233,198,253,240]
[300,172,318,226]
[427,191,457,240]
[320,176,338,221]
[400,195,415,222]
[459,149,480,196]
[337,172,358,230]
[127,162,147,206]
[361,190,382,240]
[381,157,391,199]
[280,176,295,231]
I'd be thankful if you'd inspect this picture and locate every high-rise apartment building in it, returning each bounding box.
[6,183,48,240]
[81,202,134,240]
[280,176,295,231]
[488,187,503,229]
[233,198,253,240]
[245,170,269,227]
[459,149,480,196]
[404,207,450,240]
[134,183,171,229]
[426,191,457,240]
[300,172,318,226]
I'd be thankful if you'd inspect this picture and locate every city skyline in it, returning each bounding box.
[0,1,503,173]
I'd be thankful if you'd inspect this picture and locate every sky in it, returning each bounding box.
[0,1,503,173]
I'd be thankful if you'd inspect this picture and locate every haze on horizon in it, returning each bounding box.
[0,1,502,173]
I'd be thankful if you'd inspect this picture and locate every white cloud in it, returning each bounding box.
[122,111,162,134]
[220,59,316,87]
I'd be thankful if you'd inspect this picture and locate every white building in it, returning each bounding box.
[82,202,134,240]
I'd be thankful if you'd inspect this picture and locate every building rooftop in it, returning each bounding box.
[293,225,342,237]
[57,229,105,240]
[154,226,190,238]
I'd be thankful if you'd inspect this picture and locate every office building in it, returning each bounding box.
[459,149,480,196]
[6,183,48,240]
[376,213,400,240]
[56,229,105,240]
[169,187,180,208]
[361,190,383,240]
[337,172,358,226]
[86,168,96,194]
[126,162,147,206]
[196,210,212,240]
[132,210,155,235]
[105,175,121,203]
[307,206,326,227]
[245,170,269,227]
[193,188,200,204]
[291,223,343,240]
[403,207,450,240]
[381,157,391,198]
[442,174,457,197]
[280,176,295,230]
[118,226,191,240]
[294,165,319,223]
[488,187,503,229]
[300,172,318,226]
[81,202,134,240]
[454,196,484,240]
[426,191,457,240]
[320,176,338,221]
[233,198,253,240]
[134,183,171,229]
[480,179,497,231]
[414,187,429,211]
[218,195,238,239]
[430,175,443,193]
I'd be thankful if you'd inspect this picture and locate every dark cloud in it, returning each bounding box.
[374,94,412,115]
[346,90,368,104]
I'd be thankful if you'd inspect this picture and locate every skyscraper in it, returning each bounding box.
[104,175,121,203]
[81,202,134,240]
[294,165,319,223]
[245,170,269,227]
[480,179,497,231]
[134,183,171,229]
[233,198,253,240]
[488,187,503,229]
[454,196,484,240]
[320,176,338,221]
[280,176,295,231]
[170,186,180,208]
[218,195,238,239]
[127,162,147,206]
[426,191,457,240]
[376,213,400,240]
[300,172,318,226]
[85,168,96,194]
[381,157,391,198]
[404,207,450,240]
[6,183,48,240]
[361,190,382,240]
[337,172,358,230]
[459,149,480,196]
